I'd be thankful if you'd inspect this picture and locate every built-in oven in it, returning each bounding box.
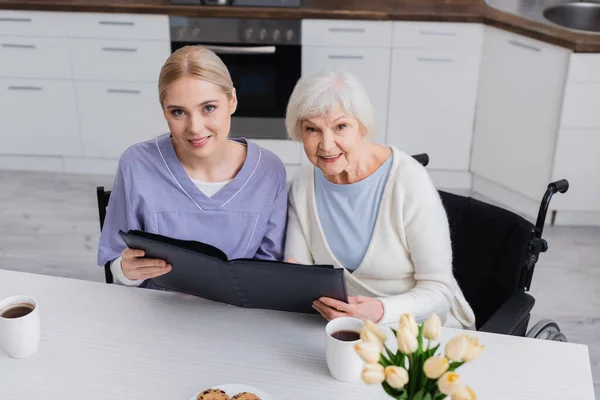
[169,17,301,140]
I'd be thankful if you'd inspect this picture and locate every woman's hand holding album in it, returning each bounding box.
[121,248,172,281]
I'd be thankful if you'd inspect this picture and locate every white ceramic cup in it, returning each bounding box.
[325,316,365,383]
[0,295,40,359]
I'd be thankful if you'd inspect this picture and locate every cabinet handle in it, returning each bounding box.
[328,55,364,60]
[417,57,454,63]
[0,17,32,22]
[1,43,36,49]
[328,27,365,33]
[419,30,456,37]
[107,89,141,94]
[508,40,541,52]
[99,21,135,26]
[102,47,138,53]
[8,85,42,91]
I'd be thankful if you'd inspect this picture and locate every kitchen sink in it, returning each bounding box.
[543,2,600,33]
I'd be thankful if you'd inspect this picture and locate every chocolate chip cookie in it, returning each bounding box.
[197,389,230,400]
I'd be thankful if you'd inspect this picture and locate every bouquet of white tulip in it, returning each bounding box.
[354,313,484,400]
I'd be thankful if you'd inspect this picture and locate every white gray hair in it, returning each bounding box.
[285,69,376,141]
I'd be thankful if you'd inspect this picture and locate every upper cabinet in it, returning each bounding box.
[387,22,483,173]
[301,20,392,145]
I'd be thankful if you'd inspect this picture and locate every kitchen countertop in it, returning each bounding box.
[0,0,599,52]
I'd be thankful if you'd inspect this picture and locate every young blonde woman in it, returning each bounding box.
[284,70,476,329]
[98,46,288,288]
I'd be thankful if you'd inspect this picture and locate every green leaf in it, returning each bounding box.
[428,343,441,358]
[433,394,447,400]
[380,354,391,368]
[423,393,432,400]
[382,382,405,400]
[398,352,406,368]
[448,361,465,372]
[391,327,398,337]
[417,325,424,356]
[412,388,425,400]
[385,346,397,362]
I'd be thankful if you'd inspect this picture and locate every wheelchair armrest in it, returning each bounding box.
[479,292,535,335]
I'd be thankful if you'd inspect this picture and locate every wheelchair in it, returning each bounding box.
[412,153,569,342]
[96,153,570,341]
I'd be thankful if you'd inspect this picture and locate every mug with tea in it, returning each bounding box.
[0,295,40,359]
[325,316,364,383]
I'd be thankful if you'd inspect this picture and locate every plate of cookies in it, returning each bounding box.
[191,384,273,400]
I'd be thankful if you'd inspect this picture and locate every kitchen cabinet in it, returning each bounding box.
[386,22,483,188]
[0,78,81,157]
[471,26,571,202]
[301,20,392,145]
[387,48,480,171]
[76,81,168,159]
[301,46,391,145]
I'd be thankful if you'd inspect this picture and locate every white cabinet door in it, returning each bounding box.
[0,36,71,79]
[76,81,168,158]
[470,26,571,200]
[301,46,391,144]
[386,48,480,170]
[0,79,81,156]
[552,129,600,211]
[70,38,170,83]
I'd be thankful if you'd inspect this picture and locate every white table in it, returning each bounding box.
[0,270,595,400]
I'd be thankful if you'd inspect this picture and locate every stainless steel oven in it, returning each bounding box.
[169,17,301,140]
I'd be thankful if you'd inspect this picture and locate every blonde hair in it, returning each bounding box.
[158,45,234,104]
[285,69,376,141]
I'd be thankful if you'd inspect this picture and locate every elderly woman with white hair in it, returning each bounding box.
[284,70,476,329]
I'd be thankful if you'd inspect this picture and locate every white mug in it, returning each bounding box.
[0,295,40,359]
[325,316,365,383]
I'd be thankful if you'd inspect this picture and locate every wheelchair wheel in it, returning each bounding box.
[526,319,563,340]
[548,332,568,342]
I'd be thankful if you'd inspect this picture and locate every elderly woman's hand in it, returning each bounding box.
[312,296,384,323]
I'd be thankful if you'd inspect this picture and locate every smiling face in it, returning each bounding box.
[300,106,366,177]
[162,76,237,160]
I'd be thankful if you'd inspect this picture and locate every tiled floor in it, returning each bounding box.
[0,169,598,398]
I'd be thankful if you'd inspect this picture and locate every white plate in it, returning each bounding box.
[189,384,274,400]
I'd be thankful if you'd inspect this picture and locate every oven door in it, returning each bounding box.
[171,42,300,140]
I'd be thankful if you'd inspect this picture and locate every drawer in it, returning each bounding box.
[560,83,600,129]
[251,139,301,165]
[392,22,483,50]
[567,54,600,83]
[302,19,392,48]
[0,78,81,157]
[76,81,168,158]
[0,10,68,37]
[70,38,170,82]
[0,36,71,79]
[67,12,169,40]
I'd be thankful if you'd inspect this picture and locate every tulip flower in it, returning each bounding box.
[462,337,484,362]
[451,385,477,400]
[445,334,468,362]
[364,319,388,342]
[399,313,418,337]
[423,355,449,379]
[384,366,409,389]
[423,313,441,340]
[354,341,382,364]
[360,328,384,349]
[397,325,418,354]
[438,372,462,395]
[361,363,385,384]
